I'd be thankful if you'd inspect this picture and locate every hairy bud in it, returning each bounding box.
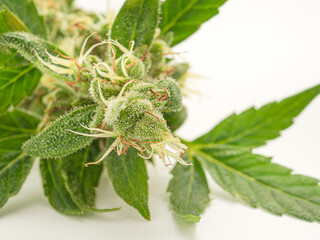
[115,54,145,80]
[157,77,182,112]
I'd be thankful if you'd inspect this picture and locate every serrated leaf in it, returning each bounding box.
[0,56,41,112]
[193,144,320,222]
[105,143,150,220]
[0,109,40,208]
[195,84,320,148]
[168,153,210,223]
[111,0,160,48]
[0,4,29,34]
[0,0,46,37]
[23,105,97,158]
[0,32,72,81]
[160,0,227,46]
[40,141,120,215]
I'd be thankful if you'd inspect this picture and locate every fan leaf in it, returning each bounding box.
[160,0,227,46]
[195,84,320,148]
[111,0,160,48]
[40,141,120,215]
[0,109,40,209]
[193,144,320,222]
[0,0,46,37]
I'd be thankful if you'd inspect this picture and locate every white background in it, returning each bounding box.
[1,0,320,239]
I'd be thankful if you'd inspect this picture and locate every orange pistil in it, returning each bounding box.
[145,110,167,125]
[125,58,143,69]
[97,78,121,86]
[150,88,169,101]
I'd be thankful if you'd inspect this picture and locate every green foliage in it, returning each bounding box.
[0,32,71,81]
[160,0,227,46]
[186,85,320,222]
[23,105,97,158]
[0,0,47,37]
[105,143,150,220]
[111,0,160,48]
[193,145,320,222]
[195,84,320,148]
[0,6,41,112]
[164,106,187,132]
[0,4,29,34]
[40,141,120,215]
[0,55,41,112]
[168,153,210,222]
[0,0,319,226]
[0,109,39,208]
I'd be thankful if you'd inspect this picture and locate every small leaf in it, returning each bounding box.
[0,0,47,37]
[168,154,210,223]
[164,106,187,132]
[0,32,72,81]
[160,0,227,46]
[194,144,320,222]
[0,4,29,34]
[23,105,97,158]
[0,54,41,112]
[195,84,320,148]
[40,141,120,215]
[0,109,40,208]
[111,0,160,48]
[105,142,150,220]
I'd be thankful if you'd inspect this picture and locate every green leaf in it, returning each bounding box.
[111,0,160,48]
[23,105,97,158]
[0,54,41,112]
[0,48,28,68]
[195,84,320,148]
[168,154,210,223]
[0,4,29,34]
[0,32,72,81]
[160,0,227,46]
[0,109,40,208]
[40,141,120,215]
[0,8,42,112]
[0,0,46,37]
[164,106,187,132]
[193,144,320,222]
[105,143,150,220]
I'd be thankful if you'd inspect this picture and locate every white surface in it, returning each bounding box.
[2,0,320,239]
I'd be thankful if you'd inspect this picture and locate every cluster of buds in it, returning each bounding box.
[36,33,190,166]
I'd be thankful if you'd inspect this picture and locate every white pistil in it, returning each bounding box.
[34,49,73,75]
[120,53,130,78]
[97,79,109,105]
[45,49,74,67]
[94,63,126,81]
[78,32,97,65]
[85,137,120,167]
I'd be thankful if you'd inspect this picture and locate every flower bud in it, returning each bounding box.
[157,77,182,112]
[115,54,145,79]
[89,79,120,105]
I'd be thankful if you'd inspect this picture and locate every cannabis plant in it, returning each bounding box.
[0,0,320,223]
